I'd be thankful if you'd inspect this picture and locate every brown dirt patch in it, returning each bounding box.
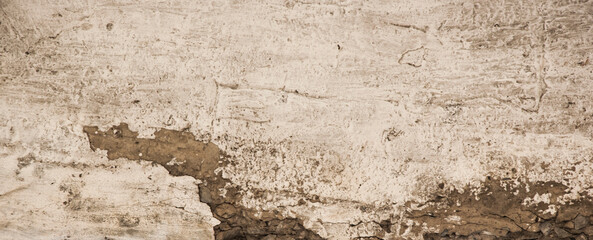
[83,123,323,240]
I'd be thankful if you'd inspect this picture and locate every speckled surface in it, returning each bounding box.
[1,0,593,239]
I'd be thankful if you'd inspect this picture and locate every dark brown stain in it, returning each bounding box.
[83,123,324,240]
[118,214,140,228]
[16,154,35,169]
[82,123,593,240]
[409,178,593,239]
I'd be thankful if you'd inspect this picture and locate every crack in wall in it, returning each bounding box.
[83,123,324,240]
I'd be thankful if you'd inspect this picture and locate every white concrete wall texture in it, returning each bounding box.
[1,0,593,239]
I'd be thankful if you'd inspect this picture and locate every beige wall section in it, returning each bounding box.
[1,0,593,239]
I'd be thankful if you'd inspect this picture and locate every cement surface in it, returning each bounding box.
[1,0,593,239]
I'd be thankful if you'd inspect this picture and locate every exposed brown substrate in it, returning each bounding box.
[409,178,593,239]
[83,123,324,240]
[82,123,593,240]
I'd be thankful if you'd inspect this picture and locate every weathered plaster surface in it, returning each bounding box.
[1,0,593,239]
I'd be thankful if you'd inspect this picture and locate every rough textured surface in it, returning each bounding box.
[1,0,593,239]
[413,178,593,239]
[83,123,323,240]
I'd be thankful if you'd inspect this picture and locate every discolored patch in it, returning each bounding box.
[408,178,593,239]
[106,23,113,31]
[83,124,593,239]
[83,123,324,240]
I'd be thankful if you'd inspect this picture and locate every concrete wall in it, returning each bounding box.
[1,0,593,239]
